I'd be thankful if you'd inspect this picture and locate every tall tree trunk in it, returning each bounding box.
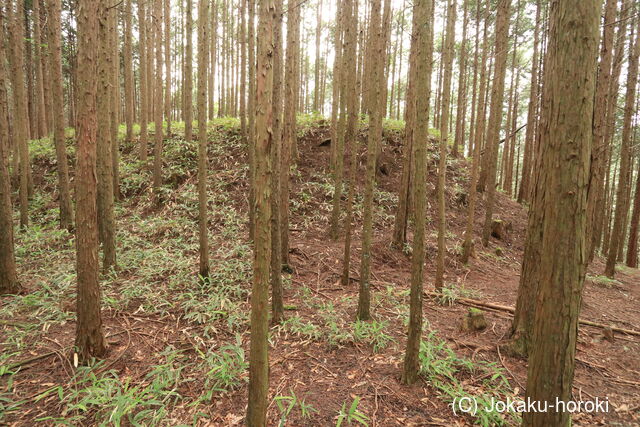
[246,0,274,423]
[48,0,74,231]
[280,0,300,267]
[453,0,469,158]
[139,0,150,161]
[339,0,359,287]
[402,0,433,385]
[605,15,640,278]
[240,0,247,136]
[329,0,343,173]
[523,1,600,425]
[75,0,108,362]
[8,0,30,229]
[0,5,20,295]
[184,0,194,141]
[357,0,390,321]
[33,0,47,138]
[313,0,322,112]
[152,0,164,204]
[197,0,210,279]
[97,0,117,271]
[247,0,256,239]
[271,0,284,325]
[587,0,617,261]
[480,0,511,247]
[461,1,488,264]
[435,0,456,289]
[124,0,135,142]
[391,6,419,249]
[164,0,172,135]
[517,0,541,204]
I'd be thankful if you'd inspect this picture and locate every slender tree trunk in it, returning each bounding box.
[402,0,433,385]
[124,0,135,142]
[280,0,300,267]
[517,0,541,204]
[329,0,343,172]
[271,0,284,324]
[139,0,150,161]
[435,0,456,289]
[247,0,256,239]
[75,0,108,362]
[391,7,419,249]
[339,0,359,287]
[0,5,20,294]
[164,0,172,135]
[197,0,210,279]
[480,0,511,247]
[313,0,322,112]
[523,1,601,425]
[33,0,47,138]
[48,0,74,231]
[240,0,247,136]
[246,0,274,423]
[97,0,117,271]
[152,0,164,204]
[587,0,617,261]
[461,3,488,263]
[8,0,30,229]
[453,0,469,158]
[605,15,639,278]
[185,0,194,141]
[357,0,390,321]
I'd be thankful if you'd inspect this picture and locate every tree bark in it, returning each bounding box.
[435,0,456,289]
[480,0,511,247]
[522,1,601,425]
[247,0,274,424]
[605,15,639,278]
[184,0,194,142]
[48,0,74,231]
[124,0,135,142]
[152,0,164,204]
[8,0,30,229]
[280,0,300,267]
[402,0,433,385]
[197,0,210,279]
[97,0,117,272]
[75,0,108,362]
[0,5,20,295]
[139,0,150,161]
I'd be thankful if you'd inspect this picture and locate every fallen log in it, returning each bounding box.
[425,291,640,337]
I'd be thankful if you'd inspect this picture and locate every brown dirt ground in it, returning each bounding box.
[2,123,639,426]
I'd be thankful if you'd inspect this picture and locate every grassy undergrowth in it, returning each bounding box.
[1,115,514,425]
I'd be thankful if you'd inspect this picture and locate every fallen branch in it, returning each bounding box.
[426,291,640,337]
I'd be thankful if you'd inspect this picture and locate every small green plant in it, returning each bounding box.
[418,331,517,426]
[280,316,322,340]
[197,335,248,400]
[274,389,317,426]
[336,396,369,426]
[436,283,481,306]
[352,320,394,352]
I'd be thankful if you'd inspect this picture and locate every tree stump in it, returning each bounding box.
[461,308,487,332]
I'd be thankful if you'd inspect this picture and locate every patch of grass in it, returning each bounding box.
[336,396,369,426]
[279,316,322,341]
[274,389,318,427]
[436,283,482,306]
[419,330,518,426]
[586,274,623,289]
[353,320,394,352]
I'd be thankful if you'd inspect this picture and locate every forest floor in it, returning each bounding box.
[1,116,639,426]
